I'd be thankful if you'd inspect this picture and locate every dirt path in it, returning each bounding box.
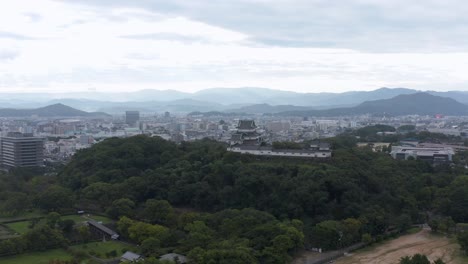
[335,228,462,264]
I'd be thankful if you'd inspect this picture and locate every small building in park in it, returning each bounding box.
[86,220,119,240]
[159,253,188,263]
[121,251,143,263]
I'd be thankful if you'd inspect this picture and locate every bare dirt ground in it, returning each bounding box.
[334,228,463,264]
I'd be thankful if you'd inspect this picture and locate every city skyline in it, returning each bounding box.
[2,1,468,93]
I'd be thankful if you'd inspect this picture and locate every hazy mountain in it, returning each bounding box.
[277,93,468,117]
[427,91,468,104]
[226,103,315,114]
[0,103,110,118]
[0,87,421,107]
[190,87,419,106]
[3,88,468,113]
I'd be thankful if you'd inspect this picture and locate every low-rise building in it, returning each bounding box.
[159,253,188,263]
[121,251,143,263]
[390,145,454,164]
[86,220,119,240]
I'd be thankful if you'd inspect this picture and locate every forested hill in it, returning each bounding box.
[57,135,468,259]
[0,103,110,117]
[278,93,468,116]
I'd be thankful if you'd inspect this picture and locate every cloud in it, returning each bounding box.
[62,0,468,52]
[0,31,37,40]
[0,0,468,93]
[0,50,19,60]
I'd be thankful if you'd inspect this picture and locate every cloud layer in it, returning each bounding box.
[0,0,468,93]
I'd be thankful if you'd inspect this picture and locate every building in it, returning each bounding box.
[159,253,188,263]
[121,251,143,263]
[228,145,332,158]
[228,120,331,159]
[390,145,454,164]
[229,120,262,146]
[0,132,44,168]
[86,220,119,240]
[125,111,140,127]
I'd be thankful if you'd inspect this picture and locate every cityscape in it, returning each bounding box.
[2,0,468,264]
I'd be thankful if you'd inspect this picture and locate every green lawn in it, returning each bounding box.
[5,215,112,235]
[62,214,112,224]
[0,249,72,264]
[5,221,31,234]
[86,215,112,224]
[0,211,44,223]
[61,214,87,223]
[70,241,134,259]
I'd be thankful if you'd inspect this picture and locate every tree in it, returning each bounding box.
[1,192,30,215]
[141,237,161,256]
[46,212,61,228]
[128,221,168,244]
[106,198,135,219]
[310,220,342,250]
[36,185,74,211]
[117,216,134,238]
[400,254,445,264]
[58,219,75,234]
[76,226,91,243]
[396,214,412,233]
[142,199,175,225]
[361,233,372,244]
[458,232,468,255]
[182,221,215,250]
[23,226,68,251]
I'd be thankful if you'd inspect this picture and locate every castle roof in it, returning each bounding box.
[237,120,256,130]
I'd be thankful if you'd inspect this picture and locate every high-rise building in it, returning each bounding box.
[125,111,140,127]
[0,132,45,168]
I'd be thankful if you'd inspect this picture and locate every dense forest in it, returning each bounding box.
[0,134,468,263]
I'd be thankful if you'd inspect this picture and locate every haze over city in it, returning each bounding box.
[2,0,468,93]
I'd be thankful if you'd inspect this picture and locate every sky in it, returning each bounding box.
[1,0,468,93]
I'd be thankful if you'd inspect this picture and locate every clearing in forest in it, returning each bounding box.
[335,228,465,264]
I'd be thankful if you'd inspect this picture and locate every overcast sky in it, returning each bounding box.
[1,0,468,93]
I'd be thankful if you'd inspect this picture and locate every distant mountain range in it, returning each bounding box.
[1,87,468,114]
[0,104,110,118]
[277,93,468,117]
[0,92,466,118]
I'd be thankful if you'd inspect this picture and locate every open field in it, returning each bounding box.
[335,228,464,264]
[0,211,44,224]
[0,241,130,263]
[0,249,72,264]
[4,221,30,234]
[70,241,133,259]
[4,214,113,235]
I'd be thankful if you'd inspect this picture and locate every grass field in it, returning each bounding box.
[70,241,133,259]
[4,214,113,235]
[86,215,112,224]
[0,249,72,264]
[0,211,45,224]
[0,241,130,263]
[5,221,31,234]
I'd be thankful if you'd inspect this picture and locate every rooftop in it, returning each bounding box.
[159,253,188,263]
[237,120,256,130]
[121,251,142,261]
[87,220,119,237]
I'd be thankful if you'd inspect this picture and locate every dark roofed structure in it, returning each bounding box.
[237,120,256,130]
[159,253,188,263]
[229,119,262,146]
[87,220,119,240]
[121,251,143,262]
